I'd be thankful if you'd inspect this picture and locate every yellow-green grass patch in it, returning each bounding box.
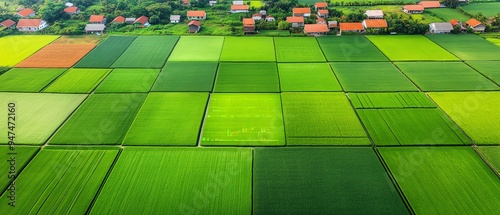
[278,63,342,91]
[44,68,111,93]
[0,35,59,67]
[94,69,160,93]
[0,68,66,92]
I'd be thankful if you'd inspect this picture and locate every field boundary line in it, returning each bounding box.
[463,61,500,88]
[0,146,41,195]
[344,92,375,147]
[197,93,213,147]
[391,63,423,92]
[38,68,71,92]
[471,146,500,179]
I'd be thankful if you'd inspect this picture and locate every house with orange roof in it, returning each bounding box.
[293,8,311,17]
[187,11,206,20]
[182,0,190,5]
[287,16,305,27]
[339,22,365,34]
[188,20,201,33]
[314,2,328,11]
[16,8,35,18]
[231,4,249,13]
[466,18,485,32]
[403,5,424,14]
[243,18,255,34]
[304,24,329,36]
[0,19,16,30]
[89,15,106,24]
[418,1,441,8]
[16,19,48,32]
[316,18,326,24]
[111,16,126,24]
[318,10,329,18]
[64,6,80,16]
[134,16,150,27]
[252,13,262,21]
[450,19,466,32]
[362,19,388,31]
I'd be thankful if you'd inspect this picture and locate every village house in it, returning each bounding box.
[125,18,136,24]
[266,16,275,22]
[111,16,125,24]
[16,8,35,18]
[466,18,486,32]
[339,22,365,34]
[187,11,206,20]
[252,13,262,21]
[233,1,244,5]
[89,15,106,24]
[328,21,338,30]
[231,4,249,13]
[287,16,305,27]
[243,18,255,34]
[293,8,311,17]
[429,22,453,34]
[64,6,80,16]
[317,10,329,18]
[85,24,106,34]
[363,19,388,31]
[304,24,329,36]
[450,19,466,32]
[0,19,16,30]
[134,16,150,27]
[16,19,48,32]
[418,1,441,9]
[316,18,326,24]
[260,10,267,16]
[65,2,74,7]
[188,20,201,33]
[365,10,384,19]
[314,2,328,11]
[209,0,217,6]
[182,0,190,6]
[403,5,424,14]
[170,15,181,23]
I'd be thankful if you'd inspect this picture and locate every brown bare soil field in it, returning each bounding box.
[16,44,95,68]
[52,35,102,45]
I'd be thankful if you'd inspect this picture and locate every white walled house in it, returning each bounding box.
[429,22,453,34]
[16,19,48,32]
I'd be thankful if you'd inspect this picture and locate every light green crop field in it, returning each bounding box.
[214,63,279,92]
[94,69,159,93]
[0,35,59,67]
[460,2,500,17]
[282,92,369,145]
[74,36,137,68]
[152,62,218,92]
[254,147,409,214]
[429,92,500,145]
[0,93,87,144]
[316,36,388,61]
[43,68,111,93]
[395,62,499,91]
[358,109,470,146]
[220,37,275,61]
[0,68,66,92]
[349,92,436,108]
[123,93,208,146]
[426,34,500,61]
[331,62,418,92]
[49,93,147,145]
[168,36,224,61]
[90,147,252,214]
[201,93,285,146]
[427,8,471,22]
[467,61,500,85]
[486,37,500,46]
[0,147,119,214]
[477,146,500,174]
[112,36,179,68]
[278,63,342,91]
[367,35,459,61]
[380,147,500,214]
[274,37,326,62]
[0,146,39,189]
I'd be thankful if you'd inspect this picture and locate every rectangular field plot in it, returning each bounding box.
[426,34,500,61]
[380,147,500,214]
[358,109,470,146]
[152,62,217,92]
[0,68,66,92]
[254,148,409,214]
[112,36,179,68]
[220,37,275,61]
[429,92,500,144]
[331,62,418,92]
[15,44,95,68]
[90,147,252,215]
[366,35,458,61]
[0,35,59,67]
[278,63,341,91]
[274,37,326,62]
[43,68,111,93]
[477,146,500,174]
[282,93,369,145]
[201,94,285,146]
[49,93,146,145]
[74,36,136,68]
[467,61,500,85]
[317,36,388,61]
[123,93,208,146]
[95,69,159,93]
[168,36,224,61]
[0,147,118,215]
[427,8,471,22]
[349,92,436,108]
[460,2,500,17]
[214,63,279,92]
[0,146,39,189]
[395,62,499,91]
[0,93,87,145]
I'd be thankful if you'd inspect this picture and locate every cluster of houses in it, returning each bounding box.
[429,18,485,34]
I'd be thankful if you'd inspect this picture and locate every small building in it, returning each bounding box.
[65,2,74,7]
[252,13,262,21]
[16,19,48,32]
[314,2,328,11]
[287,16,305,27]
[16,8,35,18]
[134,16,150,27]
[125,18,136,24]
[339,22,365,33]
[260,10,267,16]
[365,10,384,19]
[328,21,338,29]
[89,15,106,24]
[231,5,249,13]
[403,5,424,14]
[362,19,388,29]
[187,11,206,20]
[316,18,326,24]
[466,18,486,32]
[304,24,329,36]
[266,16,275,22]
[418,1,441,8]
[209,1,217,6]
[64,6,80,16]
[317,10,329,18]
[0,19,16,30]
[182,0,190,5]
[111,16,125,24]
[429,22,453,34]
[85,24,106,34]
[170,15,181,23]
[450,19,466,32]
[188,20,201,33]
[233,1,244,5]
[243,18,255,34]
[293,8,311,17]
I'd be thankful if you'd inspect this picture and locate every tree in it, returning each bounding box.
[39,0,69,23]
[277,21,290,30]
[443,0,459,9]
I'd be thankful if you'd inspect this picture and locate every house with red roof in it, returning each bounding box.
[243,18,255,34]
[339,22,365,34]
[231,4,249,13]
[134,16,150,27]
[16,19,48,32]
[293,8,311,17]
[0,19,16,30]
[304,24,329,36]
[187,11,206,20]
[314,2,328,11]
[287,16,304,27]
[466,18,485,32]
[362,19,388,30]
[111,16,126,24]
[317,10,329,18]
[316,18,326,24]
[403,5,424,14]
[418,1,441,8]
[89,15,106,24]
[252,13,262,21]
[16,8,35,18]
[64,6,80,16]
[188,20,201,33]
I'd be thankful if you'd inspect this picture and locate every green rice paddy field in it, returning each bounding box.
[1,34,500,214]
